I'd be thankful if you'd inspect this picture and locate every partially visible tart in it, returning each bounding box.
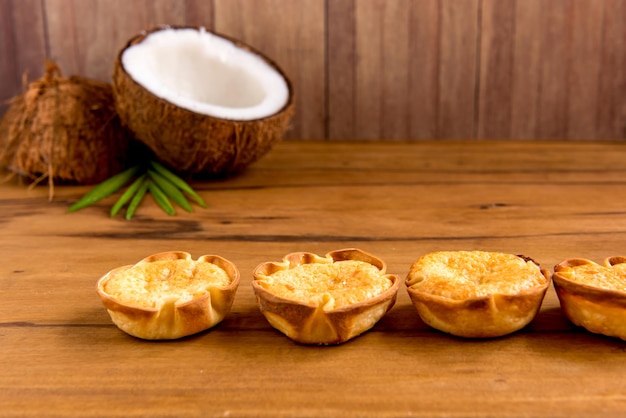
[252,248,400,345]
[553,256,626,340]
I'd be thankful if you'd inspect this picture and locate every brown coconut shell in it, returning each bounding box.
[112,26,294,178]
[0,61,133,192]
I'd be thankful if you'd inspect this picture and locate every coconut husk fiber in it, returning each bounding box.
[112,26,294,178]
[0,60,134,198]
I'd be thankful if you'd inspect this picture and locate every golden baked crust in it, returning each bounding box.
[97,251,239,340]
[552,256,626,340]
[405,251,550,338]
[252,248,400,345]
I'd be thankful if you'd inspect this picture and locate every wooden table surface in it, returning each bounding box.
[2,140,626,417]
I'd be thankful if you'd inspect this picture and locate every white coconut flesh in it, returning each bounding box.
[121,28,290,121]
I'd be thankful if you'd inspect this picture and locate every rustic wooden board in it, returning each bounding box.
[2,141,626,416]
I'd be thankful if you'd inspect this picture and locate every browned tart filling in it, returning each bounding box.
[406,251,550,338]
[553,256,626,340]
[97,251,239,340]
[253,248,400,345]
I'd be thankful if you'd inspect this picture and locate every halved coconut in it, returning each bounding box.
[113,26,294,177]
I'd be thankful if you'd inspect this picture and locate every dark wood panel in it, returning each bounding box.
[0,0,624,140]
[407,0,440,139]
[0,0,47,113]
[596,0,626,139]
[380,0,412,140]
[509,0,623,140]
[44,0,188,82]
[327,0,445,140]
[184,0,215,28]
[510,0,542,139]
[214,0,326,140]
[353,0,386,139]
[535,0,570,139]
[0,0,19,112]
[478,0,515,139]
[438,0,480,139]
[567,0,605,140]
[327,0,356,140]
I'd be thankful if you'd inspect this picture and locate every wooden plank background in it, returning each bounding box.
[0,0,624,140]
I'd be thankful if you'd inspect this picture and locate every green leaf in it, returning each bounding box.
[147,180,176,216]
[147,169,193,212]
[110,174,147,217]
[68,166,140,212]
[150,161,207,208]
[125,177,150,220]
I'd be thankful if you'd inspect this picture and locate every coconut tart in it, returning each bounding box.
[97,251,240,340]
[553,256,626,340]
[252,248,400,345]
[405,251,550,338]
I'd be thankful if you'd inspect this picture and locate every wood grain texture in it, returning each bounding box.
[353,0,385,140]
[0,0,624,140]
[327,0,356,139]
[3,141,626,417]
[567,0,605,140]
[349,0,445,140]
[510,0,543,139]
[438,0,479,139]
[214,0,326,140]
[44,0,187,82]
[536,0,570,140]
[184,0,215,28]
[0,0,20,113]
[0,0,47,113]
[510,0,622,140]
[478,0,515,139]
[407,0,440,139]
[596,0,626,139]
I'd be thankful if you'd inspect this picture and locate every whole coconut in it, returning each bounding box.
[0,61,134,198]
